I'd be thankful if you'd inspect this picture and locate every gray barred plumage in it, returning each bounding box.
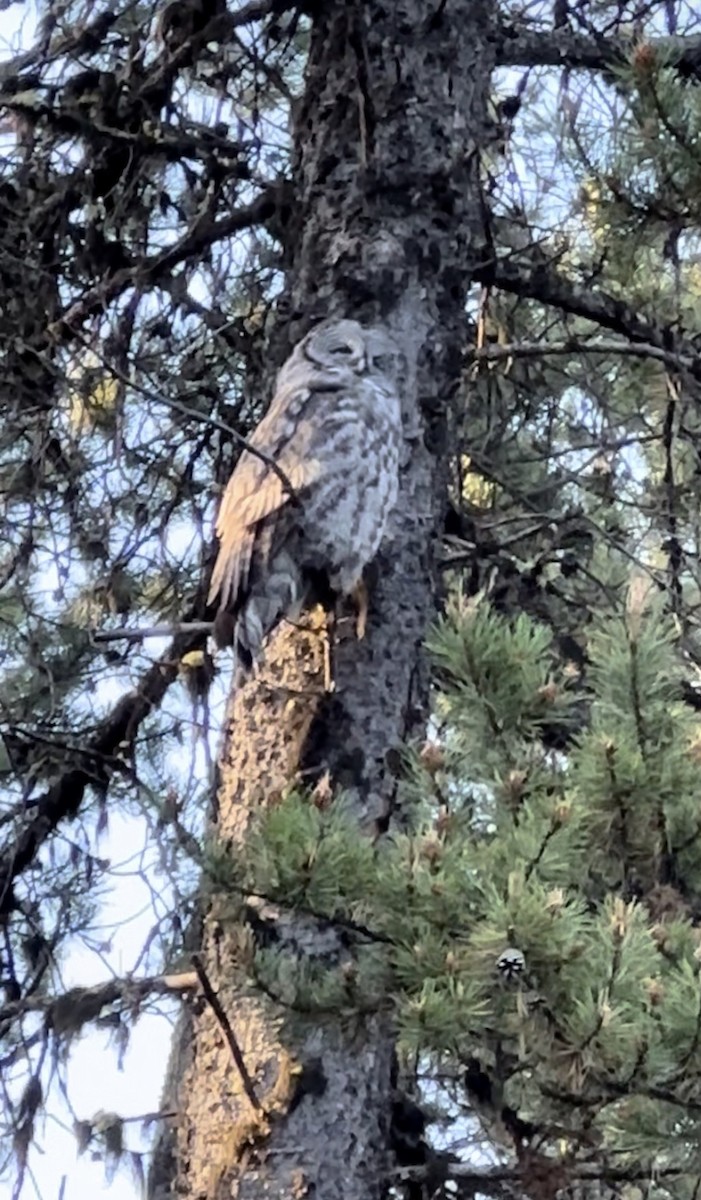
[207,319,402,670]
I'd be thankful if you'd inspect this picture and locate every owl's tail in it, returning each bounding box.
[212,548,305,674]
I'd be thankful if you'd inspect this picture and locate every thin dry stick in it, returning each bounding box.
[92,622,213,644]
[78,340,303,508]
[471,338,695,372]
[67,326,302,508]
[191,953,261,1112]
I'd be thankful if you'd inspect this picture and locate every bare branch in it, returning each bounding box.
[472,337,694,372]
[127,379,303,509]
[0,602,212,917]
[0,0,275,89]
[0,971,198,1033]
[48,186,288,343]
[483,258,701,384]
[92,623,213,645]
[496,23,701,74]
[0,9,120,85]
[191,954,262,1113]
[69,333,303,507]
[397,1159,694,1189]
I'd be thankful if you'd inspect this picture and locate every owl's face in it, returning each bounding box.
[302,320,397,378]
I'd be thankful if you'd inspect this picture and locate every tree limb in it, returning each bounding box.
[496,23,701,75]
[191,954,262,1113]
[0,1,274,89]
[481,258,701,384]
[49,185,288,341]
[472,337,694,372]
[92,623,214,645]
[0,602,211,917]
[396,1159,694,1190]
[0,970,198,1035]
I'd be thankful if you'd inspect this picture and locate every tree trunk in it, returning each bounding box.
[149,3,495,1197]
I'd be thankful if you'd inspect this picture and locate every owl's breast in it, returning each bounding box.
[298,392,401,592]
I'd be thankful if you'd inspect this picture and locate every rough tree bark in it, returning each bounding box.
[149,3,495,1197]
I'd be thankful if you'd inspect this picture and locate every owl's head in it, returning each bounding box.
[301,319,397,379]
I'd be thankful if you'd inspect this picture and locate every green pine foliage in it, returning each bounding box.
[219,589,701,1173]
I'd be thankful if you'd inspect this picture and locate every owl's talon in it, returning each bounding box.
[352,580,369,640]
[323,612,335,693]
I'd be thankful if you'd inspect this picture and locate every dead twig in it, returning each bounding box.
[92,622,213,644]
[191,953,262,1112]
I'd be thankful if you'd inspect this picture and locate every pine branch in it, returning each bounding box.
[0,602,211,917]
[496,23,701,75]
[482,258,701,384]
[49,185,288,341]
[92,623,213,645]
[472,337,693,372]
[444,507,701,744]
[397,1160,693,1194]
[0,970,198,1035]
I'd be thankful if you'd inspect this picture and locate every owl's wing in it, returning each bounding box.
[207,385,323,610]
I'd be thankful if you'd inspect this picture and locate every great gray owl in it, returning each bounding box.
[207,319,402,669]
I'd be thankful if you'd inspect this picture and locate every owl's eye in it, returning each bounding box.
[332,343,355,357]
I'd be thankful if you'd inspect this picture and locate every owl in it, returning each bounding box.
[207,319,402,671]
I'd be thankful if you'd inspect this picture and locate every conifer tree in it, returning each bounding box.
[4,3,701,1200]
